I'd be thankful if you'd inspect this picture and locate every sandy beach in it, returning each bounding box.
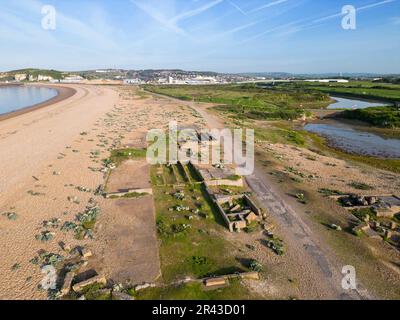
[0,84,202,299]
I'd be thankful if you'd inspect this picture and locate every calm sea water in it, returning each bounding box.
[328,96,387,109]
[0,86,58,115]
[304,122,400,158]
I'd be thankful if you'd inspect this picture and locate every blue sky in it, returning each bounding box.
[0,0,399,73]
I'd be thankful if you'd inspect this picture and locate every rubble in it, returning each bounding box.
[352,222,370,236]
[134,283,156,292]
[2,212,17,220]
[72,275,107,293]
[80,248,93,258]
[61,272,75,296]
[204,277,227,288]
[330,224,342,231]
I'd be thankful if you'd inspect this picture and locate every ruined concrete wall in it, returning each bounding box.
[204,184,233,232]
[205,178,244,187]
[244,194,261,216]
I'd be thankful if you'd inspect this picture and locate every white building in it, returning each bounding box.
[123,79,142,85]
[14,74,27,81]
[38,75,53,81]
[305,79,349,83]
[60,75,84,83]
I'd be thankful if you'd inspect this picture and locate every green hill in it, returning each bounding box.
[6,68,65,80]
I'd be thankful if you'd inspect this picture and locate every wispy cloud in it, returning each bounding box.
[313,0,397,23]
[131,0,187,36]
[226,0,248,16]
[359,0,396,10]
[240,18,304,43]
[3,0,120,50]
[172,0,223,22]
[248,0,398,40]
[213,16,271,39]
[132,0,223,36]
[247,0,289,14]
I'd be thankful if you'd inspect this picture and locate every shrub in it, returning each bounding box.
[249,260,263,272]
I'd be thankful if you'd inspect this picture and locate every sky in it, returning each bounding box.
[0,0,399,73]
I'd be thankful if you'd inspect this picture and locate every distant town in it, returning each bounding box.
[1,68,399,86]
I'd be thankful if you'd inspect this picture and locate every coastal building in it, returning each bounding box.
[60,75,84,83]
[123,78,142,85]
[14,74,27,81]
[305,79,349,83]
[37,75,53,81]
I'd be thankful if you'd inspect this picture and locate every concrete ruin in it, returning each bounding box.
[335,194,400,219]
[335,194,400,246]
[207,186,261,232]
[191,163,244,187]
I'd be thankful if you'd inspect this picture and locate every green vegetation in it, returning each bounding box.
[255,125,306,146]
[318,188,345,196]
[67,283,111,301]
[282,81,400,102]
[351,207,377,222]
[144,84,331,120]
[152,181,245,281]
[263,236,285,256]
[249,260,263,272]
[348,182,374,191]
[108,192,148,199]
[134,279,257,300]
[244,221,259,233]
[226,174,242,181]
[337,106,400,128]
[149,164,260,299]
[108,148,147,166]
[6,68,65,80]
[81,284,109,300]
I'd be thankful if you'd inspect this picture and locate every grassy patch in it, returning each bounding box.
[351,208,377,222]
[79,283,111,301]
[348,182,374,191]
[337,106,400,128]
[226,174,242,181]
[134,279,258,300]
[144,84,331,121]
[244,221,260,233]
[284,81,400,102]
[109,148,147,166]
[108,192,148,199]
[153,182,245,282]
[150,162,257,297]
[318,188,345,196]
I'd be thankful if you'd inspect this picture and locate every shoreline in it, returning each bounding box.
[0,84,77,122]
